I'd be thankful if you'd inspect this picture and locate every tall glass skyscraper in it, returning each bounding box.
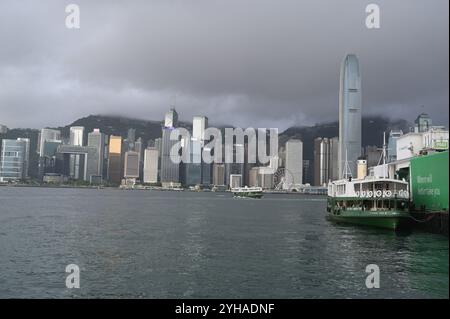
[338,54,362,179]
[87,129,106,178]
[108,135,123,184]
[160,108,180,187]
[0,139,29,182]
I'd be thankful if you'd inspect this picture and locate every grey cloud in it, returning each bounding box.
[0,0,448,130]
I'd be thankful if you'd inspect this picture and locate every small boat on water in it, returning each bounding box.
[231,186,263,199]
[327,177,411,230]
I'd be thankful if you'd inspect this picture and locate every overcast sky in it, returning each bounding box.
[0,0,448,130]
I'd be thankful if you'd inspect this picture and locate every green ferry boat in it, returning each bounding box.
[232,186,263,199]
[327,177,411,230]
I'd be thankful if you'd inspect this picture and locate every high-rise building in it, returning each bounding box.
[164,108,178,128]
[134,137,144,179]
[258,167,274,189]
[127,128,136,144]
[249,167,259,187]
[229,174,242,188]
[70,126,84,146]
[212,164,225,186]
[0,124,7,135]
[69,126,85,180]
[329,137,339,181]
[313,137,340,185]
[87,129,105,178]
[17,138,30,179]
[338,54,362,179]
[0,139,29,182]
[192,116,208,143]
[285,139,303,188]
[161,108,180,187]
[124,151,140,179]
[364,145,382,168]
[37,128,61,157]
[37,128,62,178]
[202,162,212,185]
[108,135,123,184]
[387,130,403,162]
[414,113,432,133]
[314,137,330,186]
[143,147,159,184]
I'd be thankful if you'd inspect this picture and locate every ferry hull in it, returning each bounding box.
[328,215,410,230]
[233,192,263,199]
[326,212,411,230]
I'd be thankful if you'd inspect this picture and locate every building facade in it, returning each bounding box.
[108,135,123,184]
[87,129,106,179]
[143,147,159,184]
[285,139,303,188]
[0,139,29,182]
[338,54,362,179]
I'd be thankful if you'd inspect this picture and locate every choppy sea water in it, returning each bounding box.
[0,187,448,298]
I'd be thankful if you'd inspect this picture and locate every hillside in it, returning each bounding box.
[2,115,411,179]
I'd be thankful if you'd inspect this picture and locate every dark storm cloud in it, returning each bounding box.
[0,0,448,129]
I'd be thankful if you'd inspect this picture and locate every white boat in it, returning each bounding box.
[231,186,263,198]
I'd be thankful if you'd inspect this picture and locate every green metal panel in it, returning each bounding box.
[410,151,449,212]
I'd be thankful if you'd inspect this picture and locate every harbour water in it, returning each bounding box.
[0,187,448,298]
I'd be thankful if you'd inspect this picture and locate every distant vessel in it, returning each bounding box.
[231,186,263,199]
[327,177,411,230]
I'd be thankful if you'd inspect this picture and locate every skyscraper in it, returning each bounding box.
[192,116,208,143]
[69,126,84,179]
[313,137,339,185]
[387,130,403,162]
[338,54,362,179]
[414,113,432,133]
[124,151,140,179]
[212,164,225,186]
[164,108,178,128]
[160,108,180,187]
[314,137,330,186]
[37,128,61,157]
[37,128,62,178]
[17,138,30,179]
[70,126,84,146]
[108,135,123,184]
[87,129,106,178]
[143,147,159,184]
[285,139,303,188]
[0,139,29,182]
[329,137,339,181]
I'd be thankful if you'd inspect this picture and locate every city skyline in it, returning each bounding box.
[0,1,448,130]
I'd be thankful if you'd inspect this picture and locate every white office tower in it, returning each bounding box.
[37,128,61,156]
[69,126,84,179]
[16,138,30,178]
[285,139,303,189]
[143,147,159,184]
[338,54,362,179]
[229,174,242,188]
[164,108,178,128]
[70,126,84,146]
[192,116,208,143]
